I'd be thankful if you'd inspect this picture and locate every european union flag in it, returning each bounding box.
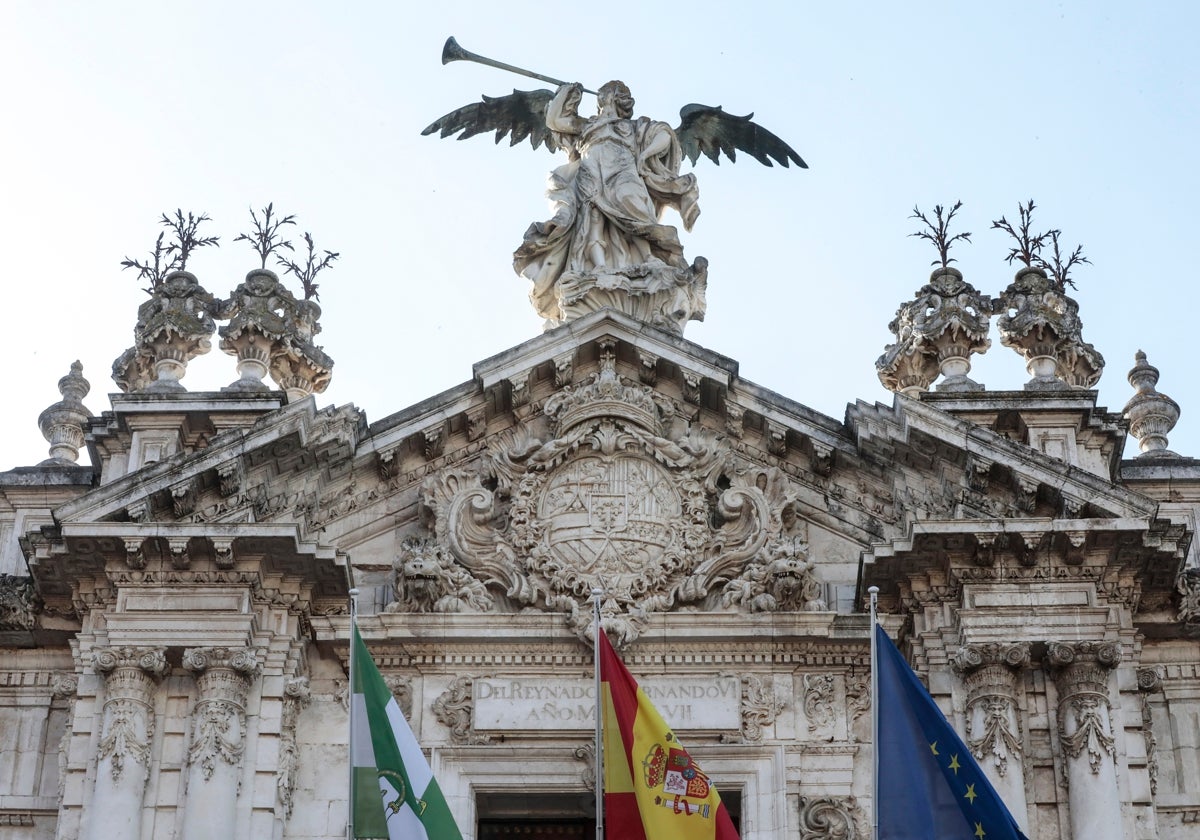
[875,624,1029,840]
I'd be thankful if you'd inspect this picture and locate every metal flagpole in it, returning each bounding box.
[347,587,359,840]
[868,585,879,840]
[592,587,604,840]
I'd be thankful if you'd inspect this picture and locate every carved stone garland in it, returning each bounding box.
[420,351,812,645]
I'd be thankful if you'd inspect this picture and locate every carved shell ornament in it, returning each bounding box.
[419,353,820,645]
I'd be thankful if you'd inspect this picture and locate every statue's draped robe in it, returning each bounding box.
[514,105,700,322]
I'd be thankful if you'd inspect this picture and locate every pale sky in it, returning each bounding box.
[1,1,1197,470]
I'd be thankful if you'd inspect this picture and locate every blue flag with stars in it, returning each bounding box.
[875,624,1029,840]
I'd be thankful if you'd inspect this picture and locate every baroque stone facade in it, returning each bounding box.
[2,288,1200,839]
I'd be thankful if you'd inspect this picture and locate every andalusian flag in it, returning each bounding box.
[350,625,463,840]
[598,629,740,840]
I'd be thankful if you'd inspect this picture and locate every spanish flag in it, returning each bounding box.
[598,629,740,840]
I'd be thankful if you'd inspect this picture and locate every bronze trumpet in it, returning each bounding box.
[440,36,597,95]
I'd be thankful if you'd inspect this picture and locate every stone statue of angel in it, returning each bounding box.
[423,40,805,334]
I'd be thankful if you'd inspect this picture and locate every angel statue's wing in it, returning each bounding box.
[675,104,807,168]
[421,88,558,152]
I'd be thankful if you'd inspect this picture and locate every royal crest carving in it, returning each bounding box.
[420,352,803,644]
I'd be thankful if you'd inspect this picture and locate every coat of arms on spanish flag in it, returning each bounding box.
[597,629,740,840]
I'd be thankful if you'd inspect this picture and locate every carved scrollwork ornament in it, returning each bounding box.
[727,674,784,744]
[573,742,596,791]
[432,675,491,745]
[798,795,867,840]
[277,677,312,820]
[803,673,836,735]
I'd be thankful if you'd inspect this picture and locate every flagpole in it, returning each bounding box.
[592,587,604,840]
[868,585,879,840]
[347,587,359,840]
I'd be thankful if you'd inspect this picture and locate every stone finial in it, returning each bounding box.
[1123,350,1181,457]
[37,361,92,465]
[877,267,991,395]
[112,270,217,392]
[995,266,1104,390]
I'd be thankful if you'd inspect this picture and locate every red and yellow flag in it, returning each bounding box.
[598,630,740,840]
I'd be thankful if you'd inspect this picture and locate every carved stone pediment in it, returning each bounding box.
[418,352,824,645]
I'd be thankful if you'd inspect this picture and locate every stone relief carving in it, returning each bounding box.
[385,537,493,614]
[0,574,36,631]
[803,673,836,737]
[183,647,260,781]
[384,675,414,720]
[1137,666,1163,795]
[432,676,491,745]
[722,532,825,613]
[51,673,78,805]
[277,676,311,821]
[845,675,870,741]
[421,351,805,645]
[573,742,596,791]
[1177,568,1200,632]
[798,795,867,840]
[721,674,785,744]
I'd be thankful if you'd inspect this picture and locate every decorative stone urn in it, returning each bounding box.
[37,361,92,464]
[112,271,217,393]
[995,266,1103,390]
[268,298,333,401]
[877,267,991,395]
[217,270,292,391]
[1123,351,1181,457]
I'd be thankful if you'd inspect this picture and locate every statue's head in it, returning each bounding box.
[598,80,635,119]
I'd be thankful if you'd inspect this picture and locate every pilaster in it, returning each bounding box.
[1046,640,1123,840]
[84,647,167,840]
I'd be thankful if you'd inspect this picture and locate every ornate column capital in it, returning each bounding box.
[1046,640,1120,778]
[91,647,168,785]
[183,647,260,782]
[1046,640,1120,695]
[952,643,1029,780]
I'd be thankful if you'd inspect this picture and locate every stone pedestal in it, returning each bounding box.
[181,647,260,840]
[1047,641,1123,840]
[85,647,168,840]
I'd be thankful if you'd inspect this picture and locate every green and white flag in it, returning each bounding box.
[351,625,463,840]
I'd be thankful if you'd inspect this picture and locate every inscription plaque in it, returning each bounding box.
[474,676,741,731]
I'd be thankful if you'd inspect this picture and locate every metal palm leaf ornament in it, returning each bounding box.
[423,37,806,335]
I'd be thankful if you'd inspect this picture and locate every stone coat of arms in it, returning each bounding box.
[416,352,821,644]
